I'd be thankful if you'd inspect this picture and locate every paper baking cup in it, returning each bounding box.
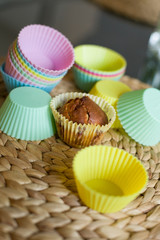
[18,24,74,76]
[74,44,126,75]
[72,66,103,92]
[0,87,56,140]
[117,88,160,146]
[73,145,148,213]
[50,92,116,148]
[0,63,60,93]
[14,40,67,82]
[89,80,131,128]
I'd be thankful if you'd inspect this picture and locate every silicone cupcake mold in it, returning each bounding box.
[73,44,126,92]
[89,79,131,128]
[73,145,148,213]
[117,88,160,146]
[1,63,60,93]
[18,24,74,75]
[0,87,56,140]
[74,45,126,75]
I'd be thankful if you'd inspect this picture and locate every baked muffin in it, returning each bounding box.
[58,96,108,126]
[50,92,116,148]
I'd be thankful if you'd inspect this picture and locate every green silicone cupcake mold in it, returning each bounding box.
[0,87,56,140]
[117,88,160,146]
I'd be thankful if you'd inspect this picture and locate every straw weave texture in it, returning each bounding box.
[0,57,160,240]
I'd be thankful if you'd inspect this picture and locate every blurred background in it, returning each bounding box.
[0,0,158,78]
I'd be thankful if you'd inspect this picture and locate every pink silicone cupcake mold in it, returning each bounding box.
[5,51,51,87]
[12,44,60,85]
[17,24,75,76]
[5,50,27,83]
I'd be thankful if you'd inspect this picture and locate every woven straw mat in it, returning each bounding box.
[0,57,160,240]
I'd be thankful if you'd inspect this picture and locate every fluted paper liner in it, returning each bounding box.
[73,145,148,213]
[0,87,56,140]
[50,92,116,148]
[90,80,131,128]
[117,88,160,146]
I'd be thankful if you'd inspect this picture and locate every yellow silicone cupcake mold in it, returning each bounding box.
[89,79,131,128]
[73,145,148,213]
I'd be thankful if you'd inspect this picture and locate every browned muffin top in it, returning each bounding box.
[58,96,108,126]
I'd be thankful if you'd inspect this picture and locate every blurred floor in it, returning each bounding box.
[0,0,154,78]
